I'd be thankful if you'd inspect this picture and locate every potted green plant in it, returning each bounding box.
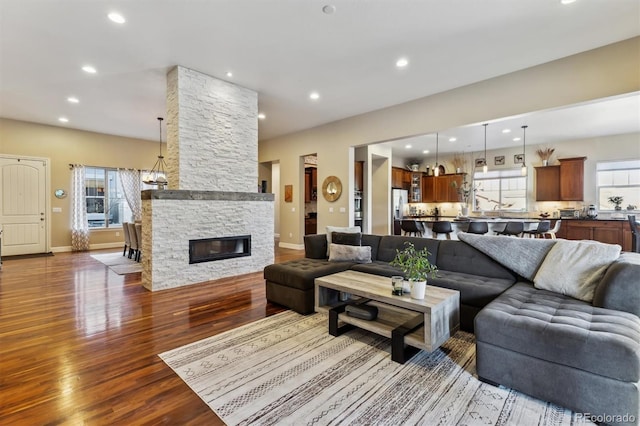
[608,195,624,211]
[390,242,438,300]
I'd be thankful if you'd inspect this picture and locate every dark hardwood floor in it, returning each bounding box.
[0,244,304,425]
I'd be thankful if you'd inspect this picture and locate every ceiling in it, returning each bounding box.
[1,0,639,144]
[380,93,640,162]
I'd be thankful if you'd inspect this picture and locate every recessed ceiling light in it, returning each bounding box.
[448,137,457,142]
[561,0,576,4]
[226,71,233,78]
[309,92,320,101]
[502,129,511,134]
[513,137,521,141]
[396,58,409,68]
[82,65,97,74]
[58,117,69,123]
[67,97,79,103]
[258,113,266,120]
[423,150,430,154]
[107,12,125,24]
[322,5,336,14]
[405,144,412,149]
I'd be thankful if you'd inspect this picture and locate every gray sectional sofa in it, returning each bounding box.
[263,233,640,425]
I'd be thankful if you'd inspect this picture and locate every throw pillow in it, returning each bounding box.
[533,240,621,303]
[332,231,362,246]
[326,226,361,256]
[328,243,372,263]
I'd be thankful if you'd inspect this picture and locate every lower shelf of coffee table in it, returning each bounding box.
[335,300,428,351]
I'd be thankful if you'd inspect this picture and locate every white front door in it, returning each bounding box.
[0,157,47,256]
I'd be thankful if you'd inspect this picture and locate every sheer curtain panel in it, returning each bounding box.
[71,165,90,251]
[118,169,142,222]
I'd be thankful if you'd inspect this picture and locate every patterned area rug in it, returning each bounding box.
[159,311,593,426]
[90,252,142,275]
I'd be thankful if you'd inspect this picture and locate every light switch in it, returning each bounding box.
[291,207,295,212]
[329,207,334,213]
[52,207,62,213]
[339,207,346,213]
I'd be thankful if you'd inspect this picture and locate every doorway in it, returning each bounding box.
[0,156,48,255]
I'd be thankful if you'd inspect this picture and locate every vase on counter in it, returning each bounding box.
[542,160,549,166]
[460,204,469,217]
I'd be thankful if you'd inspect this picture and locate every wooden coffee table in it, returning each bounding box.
[315,270,460,364]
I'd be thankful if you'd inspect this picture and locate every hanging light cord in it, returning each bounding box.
[521,125,527,166]
[435,133,439,176]
[482,123,488,173]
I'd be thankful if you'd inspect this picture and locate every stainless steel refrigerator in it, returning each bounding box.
[392,189,408,235]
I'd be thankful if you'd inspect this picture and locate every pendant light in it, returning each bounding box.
[482,123,488,174]
[143,117,168,189]
[521,125,528,176]
[434,133,440,176]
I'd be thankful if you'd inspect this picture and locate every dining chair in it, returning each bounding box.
[122,221,131,256]
[134,223,142,261]
[542,220,562,240]
[432,221,453,240]
[466,221,488,235]
[522,220,551,238]
[628,215,639,253]
[127,222,139,260]
[495,221,524,237]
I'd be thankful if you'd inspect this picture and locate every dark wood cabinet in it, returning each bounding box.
[535,157,586,201]
[355,161,364,191]
[423,174,463,203]
[559,157,586,201]
[305,167,317,203]
[563,219,632,251]
[392,166,411,190]
[305,218,317,235]
[422,176,435,202]
[392,167,404,188]
[535,165,561,201]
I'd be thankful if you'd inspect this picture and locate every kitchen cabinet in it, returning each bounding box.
[535,157,586,201]
[305,218,317,235]
[422,176,435,202]
[392,167,411,190]
[535,165,561,201]
[355,161,364,191]
[559,157,586,201]
[304,167,317,203]
[423,174,463,203]
[563,219,632,251]
[410,172,422,202]
[392,167,404,188]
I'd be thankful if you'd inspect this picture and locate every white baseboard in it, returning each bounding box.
[52,242,123,253]
[279,242,304,250]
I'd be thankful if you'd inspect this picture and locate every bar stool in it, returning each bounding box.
[542,220,562,239]
[522,220,551,238]
[432,221,453,240]
[401,220,424,237]
[628,215,639,253]
[466,221,488,235]
[495,221,524,237]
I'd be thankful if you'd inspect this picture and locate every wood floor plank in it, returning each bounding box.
[0,243,303,424]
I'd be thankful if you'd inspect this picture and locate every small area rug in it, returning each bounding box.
[90,252,142,275]
[159,311,592,426]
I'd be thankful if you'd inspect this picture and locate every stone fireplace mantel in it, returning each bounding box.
[141,189,273,203]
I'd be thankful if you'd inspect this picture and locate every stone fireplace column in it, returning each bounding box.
[141,66,274,291]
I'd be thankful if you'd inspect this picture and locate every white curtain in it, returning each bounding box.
[70,165,90,251]
[118,169,141,221]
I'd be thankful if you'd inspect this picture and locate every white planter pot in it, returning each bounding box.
[410,279,427,300]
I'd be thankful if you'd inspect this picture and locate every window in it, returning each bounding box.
[596,160,640,211]
[473,169,527,211]
[85,167,133,228]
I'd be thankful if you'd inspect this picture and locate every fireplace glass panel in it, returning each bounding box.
[189,235,251,264]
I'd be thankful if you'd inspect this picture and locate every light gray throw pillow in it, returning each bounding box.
[328,243,372,263]
[534,240,621,303]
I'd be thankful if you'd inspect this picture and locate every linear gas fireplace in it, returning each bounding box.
[189,235,251,264]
